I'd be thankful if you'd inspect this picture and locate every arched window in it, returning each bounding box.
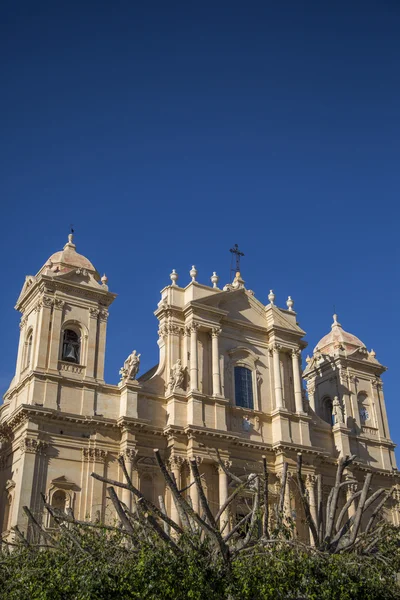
[358,392,371,425]
[26,332,33,368]
[234,366,254,409]
[62,329,80,363]
[321,396,334,425]
[50,490,67,527]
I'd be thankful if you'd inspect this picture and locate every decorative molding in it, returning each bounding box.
[99,308,109,321]
[82,448,108,462]
[305,473,317,487]
[20,438,48,454]
[89,307,100,318]
[119,448,138,464]
[189,322,200,333]
[168,455,186,470]
[19,316,28,330]
[42,296,54,308]
[53,298,65,310]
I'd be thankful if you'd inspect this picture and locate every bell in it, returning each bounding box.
[63,344,77,361]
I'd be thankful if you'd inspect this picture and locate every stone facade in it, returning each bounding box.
[1,235,399,540]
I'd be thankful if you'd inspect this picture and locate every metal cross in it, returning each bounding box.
[230,243,244,272]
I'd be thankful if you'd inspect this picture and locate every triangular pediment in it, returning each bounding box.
[50,475,80,491]
[15,275,37,307]
[193,288,268,329]
[194,288,305,335]
[44,269,103,290]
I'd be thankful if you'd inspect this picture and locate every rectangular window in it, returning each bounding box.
[234,367,254,409]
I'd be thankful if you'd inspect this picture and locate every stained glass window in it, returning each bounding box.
[234,366,254,409]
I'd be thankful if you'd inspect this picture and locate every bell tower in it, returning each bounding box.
[5,234,116,414]
[303,314,396,470]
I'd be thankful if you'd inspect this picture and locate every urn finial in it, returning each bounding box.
[286,296,294,311]
[211,272,219,288]
[189,265,198,282]
[268,290,275,305]
[170,269,178,286]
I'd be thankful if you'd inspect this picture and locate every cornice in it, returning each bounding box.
[5,405,119,432]
[5,371,121,400]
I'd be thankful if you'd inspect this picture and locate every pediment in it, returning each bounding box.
[194,289,305,335]
[194,289,269,330]
[50,476,80,491]
[15,275,37,307]
[45,269,103,290]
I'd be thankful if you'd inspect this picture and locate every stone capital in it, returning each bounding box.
[305,473,317,487]
[82,448,108,463]
[20,438,48,455]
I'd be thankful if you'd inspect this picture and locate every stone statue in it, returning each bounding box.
[119,350,141,382]
[332,396,344,425]
[167,358,185,393]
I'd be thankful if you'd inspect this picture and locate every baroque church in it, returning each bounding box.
[0,234,399,540]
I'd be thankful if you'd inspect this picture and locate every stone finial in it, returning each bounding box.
[170,269,178,286]
[101,273,108,285]
[189,265,197,282]
[268,290,275,305]
[369,349,376,358]
[332,313,341,328]
[210,272,219,288]
[286,296,294,311]
[306,355,311,364]
[64,232,76,249]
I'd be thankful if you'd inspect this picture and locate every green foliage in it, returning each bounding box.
[1,524,400,600]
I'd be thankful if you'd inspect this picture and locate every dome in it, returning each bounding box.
[314,314,366,355]
[38,234,100,280]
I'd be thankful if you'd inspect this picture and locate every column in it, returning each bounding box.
[211,327,222,396]
[349,376,361,428]
[346,482,358,520]
[14,437,47,534]
[86,308,99,378]
[306,474,317,545]
[96,309,108,381]
[189,456,201,513]
[292,349,304,413]
[218,463,230,533]
[189,323,199,392]
[182,327,189,369]
[90,449,107,521]
[46,298,64,370]
[120,448,137,512]
[169,456,182,526]
[272,344,284,409]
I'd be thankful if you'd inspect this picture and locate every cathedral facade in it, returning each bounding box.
[0,235,399,539]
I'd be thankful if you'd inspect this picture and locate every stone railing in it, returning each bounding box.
[361,426,379,437]
[59,361,85,375]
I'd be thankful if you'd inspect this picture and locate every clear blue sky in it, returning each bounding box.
[1,2,399,456]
